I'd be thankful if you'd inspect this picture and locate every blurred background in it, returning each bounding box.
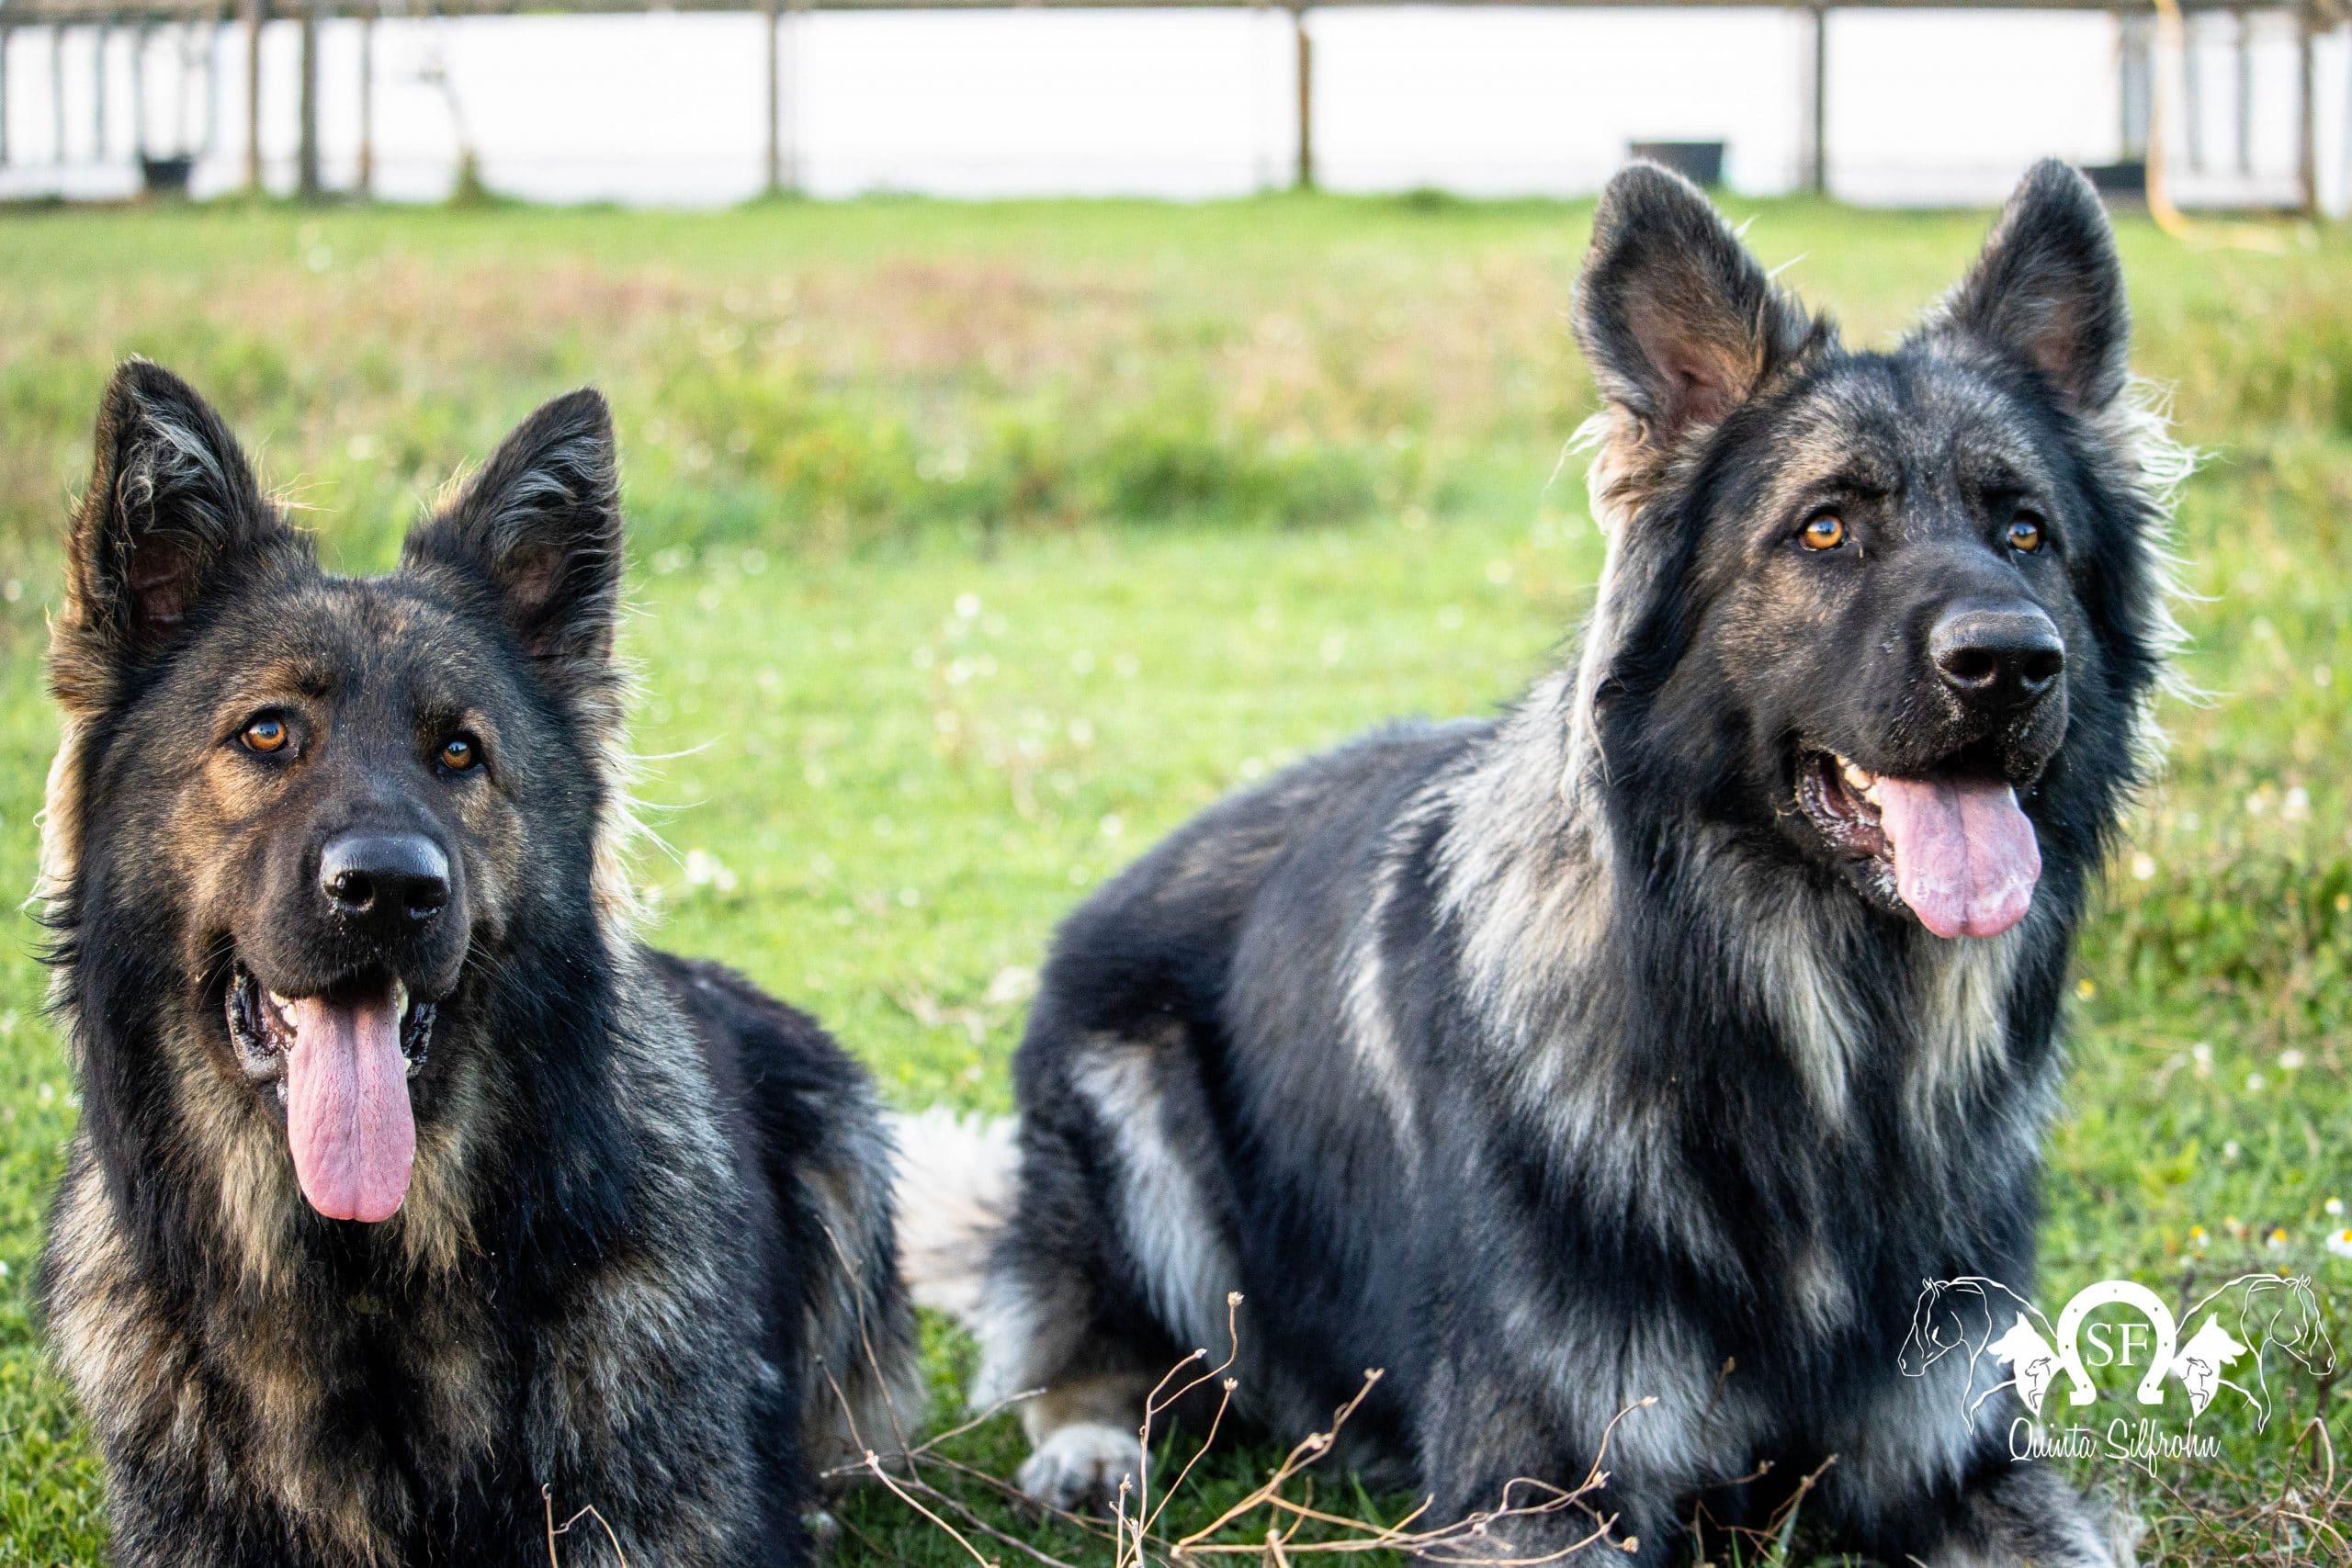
[3,5,2350,1563]
[0,0,2347,210]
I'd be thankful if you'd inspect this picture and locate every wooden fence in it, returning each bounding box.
[0,0,2341,209]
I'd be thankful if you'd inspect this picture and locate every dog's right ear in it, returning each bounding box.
[403,389,623,672]
[55,360,288,708]
[1575,164,1820,452]
[1927,159,2129,415]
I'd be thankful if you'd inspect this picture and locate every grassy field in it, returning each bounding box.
[0,192,2347,1566]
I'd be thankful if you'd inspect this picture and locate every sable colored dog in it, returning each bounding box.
[38,365,920,1567]
[904,163,2178,1563]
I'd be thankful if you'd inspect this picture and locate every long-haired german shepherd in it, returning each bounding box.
[37,363,920,1566]
[910,163,2180,1563]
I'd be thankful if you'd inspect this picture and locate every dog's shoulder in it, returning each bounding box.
[36,1140,186,1450]
[637,947,922,1468]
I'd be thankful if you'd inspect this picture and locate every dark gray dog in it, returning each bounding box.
[912,162,2176,1565]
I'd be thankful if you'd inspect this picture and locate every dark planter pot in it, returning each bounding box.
[1628,141,1726,188]
[140,155,196,197]
[2082,161,2148,201]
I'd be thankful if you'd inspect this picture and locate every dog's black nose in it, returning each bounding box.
[1930,604,2066,710]
[320,833,450,926]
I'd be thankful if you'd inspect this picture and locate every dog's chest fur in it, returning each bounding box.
[48,1164,500,1561]
[41,978,751,1565]
[1406,706,2060,1376]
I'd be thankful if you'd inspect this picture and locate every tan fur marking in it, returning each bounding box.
[1019,1371,1152,1448]
[46,1165,183,1446]
[1910,928,2025,1116]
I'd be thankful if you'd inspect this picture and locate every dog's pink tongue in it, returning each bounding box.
[1874,777,2041,940]
[282,991,413,1223]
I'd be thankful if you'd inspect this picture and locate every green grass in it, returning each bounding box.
[0,192,2347,1565]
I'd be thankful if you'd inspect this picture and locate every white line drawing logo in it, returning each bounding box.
[1985,1313,2061,1415]
[1901,1273,2336,1429]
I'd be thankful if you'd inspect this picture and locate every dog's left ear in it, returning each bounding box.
[1928,160,2129,414]
[56,360,297,709]
[55,362,308,719]
[1575,163,1820,448]
[405,389,623,668]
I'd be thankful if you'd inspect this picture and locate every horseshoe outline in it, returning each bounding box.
[2053,1280,2177,1405]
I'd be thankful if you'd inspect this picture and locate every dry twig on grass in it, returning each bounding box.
[2124,1410,2351,1568]
[836,1290,1650,1565]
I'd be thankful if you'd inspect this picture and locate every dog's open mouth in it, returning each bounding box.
[1797,750,2041,941]
[227,965,434,1224]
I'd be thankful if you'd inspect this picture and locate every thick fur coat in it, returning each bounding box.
[39,366,920,1567]
[926,164,2180,1565]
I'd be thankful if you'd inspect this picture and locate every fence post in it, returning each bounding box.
[2296,0,2316,215]
[243,0,263,190]
[131,24,149,164]
[51,24,65,166]
[2232,5,2251,175]
[1292,3,1312,191]
[357,5,374,195]
[296,0,318,197]
[93,23,108,160]
[2117,9,2153,160]
[1799,4,1827,194]
[763,0,782,195]
[0,27,12,167]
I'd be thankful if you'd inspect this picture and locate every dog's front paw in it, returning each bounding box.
[1016,1421,1141,1515]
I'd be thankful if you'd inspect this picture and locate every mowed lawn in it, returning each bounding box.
[0,194,2346,1565]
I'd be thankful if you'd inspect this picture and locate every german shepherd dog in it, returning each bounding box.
[927,164,2179,1563]
[37,364,920,1567]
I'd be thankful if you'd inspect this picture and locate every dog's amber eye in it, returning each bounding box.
[437,735,481,773]
[240,717,289,753]
[1799,513,1846,551]
[2007,516,2044,553]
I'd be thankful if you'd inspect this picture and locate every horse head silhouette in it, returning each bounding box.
[1903,1277,2053,1418]
[1900,1279,1973,1378]
[2180,1274,2339,1428]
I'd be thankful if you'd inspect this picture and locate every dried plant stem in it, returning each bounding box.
[863,1303,1674,1568]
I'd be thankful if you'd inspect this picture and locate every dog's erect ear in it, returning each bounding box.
[1928,160,2129,413]
[405,389,623,667]
[57,361,288,700]
[1575,164,1818,446]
